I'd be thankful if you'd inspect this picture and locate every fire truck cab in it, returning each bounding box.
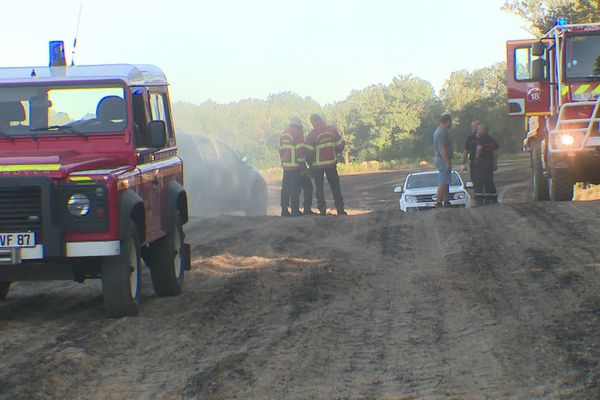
[507,22,600,201]
[0,60,190,317]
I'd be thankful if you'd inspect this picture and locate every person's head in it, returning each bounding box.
[439,113,452,129]
[310,114,324,127]
[477,123,489,136]
[471,120,480,133]
[289,116,303,130]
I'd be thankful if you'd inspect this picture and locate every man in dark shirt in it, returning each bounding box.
[474,123,501,205]
[462,120,480,182]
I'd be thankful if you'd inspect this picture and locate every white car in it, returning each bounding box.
[394,170,472,211]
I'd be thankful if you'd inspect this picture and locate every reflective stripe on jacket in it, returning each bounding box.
[305,122,345,169]
[279,124,305,170]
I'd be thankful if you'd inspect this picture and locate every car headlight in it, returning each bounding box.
[405,195,417,203]
[67,193,91,217]
[453,191,466,200]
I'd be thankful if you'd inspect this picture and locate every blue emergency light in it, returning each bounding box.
[556,17,569,26]
[49,41,66,67]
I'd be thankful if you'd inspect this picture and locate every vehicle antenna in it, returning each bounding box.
[71,1,83,66]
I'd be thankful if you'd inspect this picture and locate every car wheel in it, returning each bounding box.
[148,211,185,296]
[101,221,142,318]
[0,282,11,300]
[245,181,268,216]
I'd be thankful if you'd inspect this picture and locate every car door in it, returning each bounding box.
[213,141,248,209]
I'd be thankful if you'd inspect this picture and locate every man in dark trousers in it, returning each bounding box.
[433,113,453,207]
[279,117,305,217]
[462,120,480,183]
[474,123,501,205]
[305,114,346,216]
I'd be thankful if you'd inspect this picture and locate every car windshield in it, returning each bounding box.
[0,84,127,136]
[406,171,461,189]
[565,33,600,80]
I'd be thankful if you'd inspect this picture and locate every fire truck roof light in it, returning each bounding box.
[556,18,569,26]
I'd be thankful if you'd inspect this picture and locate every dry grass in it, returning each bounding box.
[574,183,600,201]
[261,160,431,182]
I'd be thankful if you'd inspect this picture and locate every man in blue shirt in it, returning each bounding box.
[433,113,453,207]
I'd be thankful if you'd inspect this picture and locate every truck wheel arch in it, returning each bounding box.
[119,189,146,244]
[165,180,188,232]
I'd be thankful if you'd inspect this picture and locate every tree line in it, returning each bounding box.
[172,62,523,168]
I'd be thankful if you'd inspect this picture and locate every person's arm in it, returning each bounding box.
[461,149,469,170]
[462,136,471,165]
[334,129,345,155]
[493,143,502,171]
[476,144,483,161]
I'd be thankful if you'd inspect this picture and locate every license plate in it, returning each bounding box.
[0,233,35,248]
[586,136,600,146]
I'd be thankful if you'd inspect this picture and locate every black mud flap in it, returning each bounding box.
[183,243,191,271]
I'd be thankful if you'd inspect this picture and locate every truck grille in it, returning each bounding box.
[416,194,434,202]
[0,186,42,232]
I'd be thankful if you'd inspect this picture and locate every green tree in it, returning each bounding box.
[502,0,600,36]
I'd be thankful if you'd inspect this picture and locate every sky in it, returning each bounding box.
[2,0,534,105]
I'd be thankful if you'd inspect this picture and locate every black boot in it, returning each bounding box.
[290,209,303,217]
[281,208,291,217]
[303,209,317,216]
[336,209,348,216]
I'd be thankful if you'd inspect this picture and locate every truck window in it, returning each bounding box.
[565,34,600,80]
[149,92,173,140]
[0,85,126,136]
[515,47,547,81]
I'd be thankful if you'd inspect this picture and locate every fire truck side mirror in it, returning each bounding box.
[531,42,545,57]
[531,58,546,81]
[148,120,167,148]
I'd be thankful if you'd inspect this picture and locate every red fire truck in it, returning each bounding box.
[0,45,190,317]
[507,22,600,201]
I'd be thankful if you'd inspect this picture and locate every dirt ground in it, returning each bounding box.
[2,156,600,399]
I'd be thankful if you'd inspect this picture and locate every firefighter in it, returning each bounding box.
[305,114,347,216]
[279,117,305,217]
[462,120,480,183]
[474,123,501,205]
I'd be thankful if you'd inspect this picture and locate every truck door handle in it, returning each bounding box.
[152,176,159,186]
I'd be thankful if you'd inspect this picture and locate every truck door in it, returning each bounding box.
[507,40,551,116]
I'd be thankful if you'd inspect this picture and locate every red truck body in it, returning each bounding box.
[0,63,189,317]
[506,23,600,200]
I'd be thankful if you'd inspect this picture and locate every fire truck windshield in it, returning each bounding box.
[0,84,127,137]
[565,34,600,81]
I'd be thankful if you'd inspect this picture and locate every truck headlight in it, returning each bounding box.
[67,194,91,217]
[550,131,584,149]
[560,134,574,146]
[405,195,417,203]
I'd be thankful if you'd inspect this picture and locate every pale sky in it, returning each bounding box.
[3,0,533,105]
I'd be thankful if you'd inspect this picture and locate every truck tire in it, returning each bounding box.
[148,211,185,296]
[101,221,142,318]
[549,169,574,201]
[0,282,11,300]
[532,140,550,201]
[245,181,268,216]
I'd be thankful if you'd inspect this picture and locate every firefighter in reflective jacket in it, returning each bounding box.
[305,114,347,216]
[279,117,305,217]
